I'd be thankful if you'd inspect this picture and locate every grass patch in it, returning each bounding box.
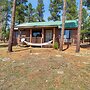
[0,46,90,90]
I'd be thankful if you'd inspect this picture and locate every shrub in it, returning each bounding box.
[54,42,58,49]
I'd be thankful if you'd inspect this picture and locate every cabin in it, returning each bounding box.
[14,20,78,47]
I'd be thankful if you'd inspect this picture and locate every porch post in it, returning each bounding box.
[53,28,55,47]
[30,29,32,45]
[17,30,21,45]
[41,28,44,47]
[42,28,44,42]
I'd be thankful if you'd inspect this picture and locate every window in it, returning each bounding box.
[32,31,42,37]
[64,30,71,39]
[15,31,18,38]
[64,30,71,42]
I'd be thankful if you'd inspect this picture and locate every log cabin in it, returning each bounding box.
[14,20,78,47]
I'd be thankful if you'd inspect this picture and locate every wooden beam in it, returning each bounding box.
[17,35,20,45]
[30,29,32,43]
[17,30,21,45]
[53,28,55,47]
[42,28,44,43]
[41,28,44,48]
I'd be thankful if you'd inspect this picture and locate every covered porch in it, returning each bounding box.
[16,27,56,47]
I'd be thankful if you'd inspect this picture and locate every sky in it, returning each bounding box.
[28,0,80,21]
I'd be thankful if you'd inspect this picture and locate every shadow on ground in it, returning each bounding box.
[0,44,8,48]
[80,44,90,48]
[63,43,70,51]
[14,48,30,52]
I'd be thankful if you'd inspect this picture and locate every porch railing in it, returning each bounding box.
[19,37,43,43]
[18,36,72,45]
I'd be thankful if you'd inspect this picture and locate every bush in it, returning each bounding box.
[54,42,58,49]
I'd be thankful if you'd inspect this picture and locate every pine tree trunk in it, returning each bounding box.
[59,0,66,51]
[76,0,82,53]
[8,0,16,52]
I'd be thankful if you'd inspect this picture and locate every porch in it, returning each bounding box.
[16,27,56,47]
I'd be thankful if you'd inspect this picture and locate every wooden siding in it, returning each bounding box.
[13,27,78,46]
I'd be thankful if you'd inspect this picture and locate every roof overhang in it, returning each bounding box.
[15,20,78,30]
[16,25,58,29]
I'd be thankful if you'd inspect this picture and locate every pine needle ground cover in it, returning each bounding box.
[0,46,90,90]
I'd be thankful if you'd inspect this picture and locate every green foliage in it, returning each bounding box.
[15,0,28,24]
[66,0,78,20]
[81,1,90,40]
[83,0,90,9]
[6,29,10,40]
[82,8,88,23]
[36,0,45,22]
[0,0,10,27]
[54,42,58,49]
[0,0,10,42]
[48,0,63,21]
[25,3,36,22]
[81,14,90,40]
[1,26,10,40]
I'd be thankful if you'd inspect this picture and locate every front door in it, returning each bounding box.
[45,30,52,42]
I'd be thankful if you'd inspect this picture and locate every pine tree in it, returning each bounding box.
[76,0,83,52]
[48,0,62,21]
[25,3,36,22]
[81,8,88,43]
[36,0,45,22]
[15,0,28,24]
[66,0,78,20]
[0,0,10,28]
[8,0,16,52]
[59,0,66,51]
[0,0,10,42]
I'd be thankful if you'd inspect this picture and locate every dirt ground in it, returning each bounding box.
[0,44,90,90]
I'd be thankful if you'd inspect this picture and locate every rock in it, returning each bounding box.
[34,53,40,55]
[83,62,89,65]
[46,80,48,82]
[2,58,10,61]
[12,60,16,63]
[57,71,64,74]
[55,55,62,57]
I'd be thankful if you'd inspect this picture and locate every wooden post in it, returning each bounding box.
[53,28,55,47]
[41,28,44,48]
[17,35,20,45]
[17,30,20,45]
[42,28,44,43]
[30,29,32,47]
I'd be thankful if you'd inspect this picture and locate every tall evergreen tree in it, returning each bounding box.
[48,0,62,21]
[0,0,10,28]
[0,0,10,41]
[25,3,36,22]
[60,0,66,51]
[15,0,28,24]
[36,0,45,22]
[8,0,16,52]
[80,8,88,42]
[82,8,88,24]
[76,0,83,53]
[66,0,78,20]
[81,8,90,43]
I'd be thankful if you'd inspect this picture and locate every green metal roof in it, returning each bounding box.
[16,20,78,29]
